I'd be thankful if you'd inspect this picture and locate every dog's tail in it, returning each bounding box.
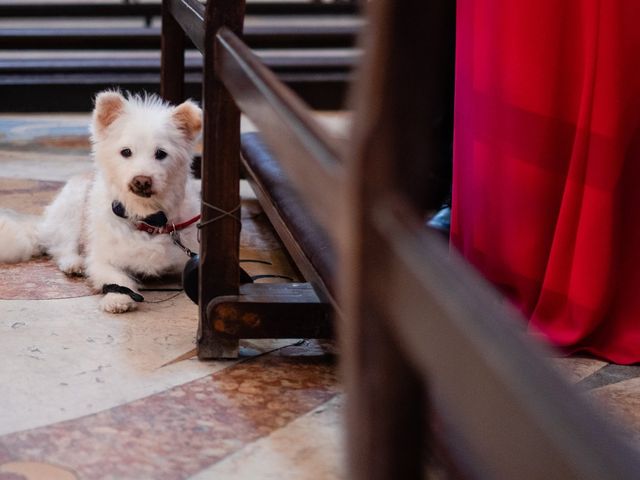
[0,209,43,263]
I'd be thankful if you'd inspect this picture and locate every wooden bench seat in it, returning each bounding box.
[241,131,336,302]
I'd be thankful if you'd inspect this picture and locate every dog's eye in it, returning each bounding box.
[120,148,132,158]
[155,149,168,161]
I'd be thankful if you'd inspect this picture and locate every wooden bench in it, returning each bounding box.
[161,0,640,478]
[0,0,360,111]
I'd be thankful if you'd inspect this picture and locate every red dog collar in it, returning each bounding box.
[112,200,200,235]
[136,214,201,235]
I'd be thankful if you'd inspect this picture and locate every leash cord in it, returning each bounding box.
[197,201,242,230]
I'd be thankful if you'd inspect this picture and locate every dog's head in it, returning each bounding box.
[90,90,202,217]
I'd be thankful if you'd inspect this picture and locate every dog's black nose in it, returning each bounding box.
[129,176,153,196]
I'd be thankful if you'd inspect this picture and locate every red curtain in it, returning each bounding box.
[451,0,640,363]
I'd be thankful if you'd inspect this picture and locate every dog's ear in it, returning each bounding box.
[93,90,125,135]
[172,101,202,141]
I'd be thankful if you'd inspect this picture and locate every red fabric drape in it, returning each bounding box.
[451,0,640,363]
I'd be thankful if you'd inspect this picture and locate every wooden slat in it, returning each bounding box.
[206,283,332,341]
[0,72,163,85]
[0,50,357,73]
[166,0,206,52]
[215,27,345,243]
[245,2,359,16]
[0,1,359,17]
[0,2,159,17]
[0,28,161,50]
[0,76,347,113]
[368,198,640,479]
[0,20,357,51]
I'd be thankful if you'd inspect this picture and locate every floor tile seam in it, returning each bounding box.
[185,392,343,479]
[0,340,304,439]
[0,356,339,479]
[576,364,640,391]
[1,393,342,480]
[0,362,239,439]
[587,377,640,393]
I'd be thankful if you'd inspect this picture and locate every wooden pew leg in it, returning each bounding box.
[198,283,332,359]
[160,0,185,104]
[197,0,246,360]
[197,324,240,360]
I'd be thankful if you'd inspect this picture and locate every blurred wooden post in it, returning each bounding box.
[340,0,456,477]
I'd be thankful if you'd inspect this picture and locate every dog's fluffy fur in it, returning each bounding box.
[0,91,202,313]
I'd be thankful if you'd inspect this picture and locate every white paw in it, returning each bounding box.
[100,293,137,313]
[58,255,84,276]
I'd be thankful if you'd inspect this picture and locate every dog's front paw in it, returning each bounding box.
[57,255,85,276]
[100,293,137,313]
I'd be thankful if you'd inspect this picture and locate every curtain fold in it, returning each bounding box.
[452,0,640,363]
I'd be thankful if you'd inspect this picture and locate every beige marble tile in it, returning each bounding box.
[0,344,338,480]
[0,292,297,435]
[189,395,345,480]
[552,356,607,383]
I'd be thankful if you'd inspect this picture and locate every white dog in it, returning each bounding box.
[0,90,202,313]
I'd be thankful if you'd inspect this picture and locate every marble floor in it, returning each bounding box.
[1,112,640,479]
[0,113,343,480]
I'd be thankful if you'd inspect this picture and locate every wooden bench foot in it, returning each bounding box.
[197,282,332,359]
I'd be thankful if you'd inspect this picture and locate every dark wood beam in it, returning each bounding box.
[197,0,246,359]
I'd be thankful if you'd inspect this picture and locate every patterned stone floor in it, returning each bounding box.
[1,112,640,479]
[0,113,344,480]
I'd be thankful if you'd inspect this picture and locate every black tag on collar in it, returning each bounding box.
[111,201,168,228]
[143,210,168,228]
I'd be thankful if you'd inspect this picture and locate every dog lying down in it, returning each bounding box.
[0,90,202,313]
